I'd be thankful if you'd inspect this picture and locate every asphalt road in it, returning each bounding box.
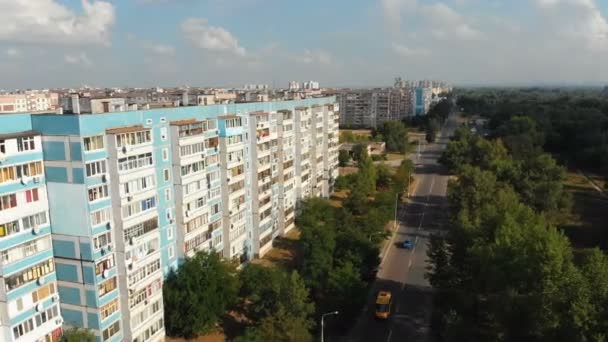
[346,114,459,342]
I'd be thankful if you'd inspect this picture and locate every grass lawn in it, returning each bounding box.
[561,172,608,250]
[386,153,405,161]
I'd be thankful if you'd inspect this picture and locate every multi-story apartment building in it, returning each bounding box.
[0,91,59,114]
[0,97,337,342]
[0,115,63,342]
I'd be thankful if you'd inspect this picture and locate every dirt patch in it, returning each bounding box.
[339,166,358,176]
[561,172,608,250]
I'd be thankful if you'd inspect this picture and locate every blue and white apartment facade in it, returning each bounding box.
[0,97,338,342]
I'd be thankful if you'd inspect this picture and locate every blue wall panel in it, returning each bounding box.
[56,263,79,282]
[0,114,32,134]
[86,289,98,308]
[80,242,92,260]
[58,286,81,305]
[83,265,95,284]
[61,308,84,327]
[70,142,82,161]
[72,168,85,184]
[87,312,100,330]
[45,167,68,183]
[53,240,76,258]
[42,141,66,161]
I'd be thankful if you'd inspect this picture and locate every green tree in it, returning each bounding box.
[393,159,413,195]
[375,162,393,190]
[352,143,367,162]
[426,119,439,143]
[297,199,337,294]
[496,116,544,160]
[324,261,368,330]
[163,251,239,338]
[338,149,350,166]
[355,149,377,196]
[61,328,96,342]
[374,121,409,153]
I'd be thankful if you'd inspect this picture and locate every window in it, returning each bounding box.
[93,231,112,250]
[95,255,115,276]
[117,152,153,172]
[101,298,119,320]
[121,175,155,196]
[122,196,156,218]
[0,161,44,183]
[206,137,219,148]
[22,212,48,230]
[124,217,158,241]
[225,117,242,128]
[185,231,211,252]
[31,283,55,303]
[0,193,17,211]
[185,213,208,234]
[167,226,174,240]
[206,154,218,166]
[0,165,16,183]
[17,136,35,152]
[90,208,111,226]
[0,220,20,238]
[25,188,39,203]
[168,246,175,259]
[115,130,151,148]
[213,233,222,247]
[181,160,205,177]
[160,127,167,141]
[227,134,243,145]
[88,184,109,202]
[1,236,51,265]
[180,142,205,157]
[85,160,106,177]
[5,258,54,291]
[178,122,205,137]
[127,259,161,287]
[99,277,117,297]
[163,169,170,182]
[84,135,104,151]
[102,321,121,341]
[162,148,169,161]
[33,305,59,328]
[165,189,171,201]
[13,318,34,339]
[0,139,5,153]
[166,209,172,221]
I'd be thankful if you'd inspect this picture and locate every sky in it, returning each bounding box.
[0,0,607,89]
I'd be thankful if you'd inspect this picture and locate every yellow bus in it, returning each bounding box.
[375,291,392,319]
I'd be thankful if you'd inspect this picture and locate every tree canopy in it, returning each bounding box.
[373,121,409,153]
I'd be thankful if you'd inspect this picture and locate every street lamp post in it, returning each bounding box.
[394,192,399,231]
[321,311,339,342]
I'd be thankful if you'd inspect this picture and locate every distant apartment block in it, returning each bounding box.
[0,97,338,342]
[0,91,59,114]
[338,79,451,128]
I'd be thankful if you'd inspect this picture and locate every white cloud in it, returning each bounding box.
[65,52,93,67]
[5,48,20,57]
[422,3,483,40]
[0,0,115,46]
[392,43,430,57]
[535,0,608,50]
[294,49,332,65]
[142,42,176,56]
[381,0,417,33]
[181,18,246,56]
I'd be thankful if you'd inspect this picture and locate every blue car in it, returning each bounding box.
[402,240,413,249]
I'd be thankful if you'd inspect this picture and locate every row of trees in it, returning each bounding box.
[163,148,414,340]
[456,88,608,173]
[298,149,413,333]
[428,125,608,340]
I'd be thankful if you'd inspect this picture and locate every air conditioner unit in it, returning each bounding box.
[129,237,134,245]
[32,226,40,235]
[127,195,133,202]
[37,277,46,285]
[21,176,31,185]
[100,247,106,255]
[185,210,191,217]
[0,152,6,162]
[55,318,63,325]
[169,219,174,224]
[106,222,112,230]
[52,294,60,302]
[107,245,112,251]
[36,303,44,312]
[102,269,109,278]
[122,145,130,154]
[33,176,41,183]
[101,174,108,183]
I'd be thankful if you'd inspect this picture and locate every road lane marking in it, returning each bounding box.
[386,329,393,342]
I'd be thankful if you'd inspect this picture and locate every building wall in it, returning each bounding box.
[0,97,337,342]
[0,115,63,342]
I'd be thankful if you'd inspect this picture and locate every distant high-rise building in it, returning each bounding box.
[0,91,59,114]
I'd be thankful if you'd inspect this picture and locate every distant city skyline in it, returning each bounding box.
[0,0,607,89]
